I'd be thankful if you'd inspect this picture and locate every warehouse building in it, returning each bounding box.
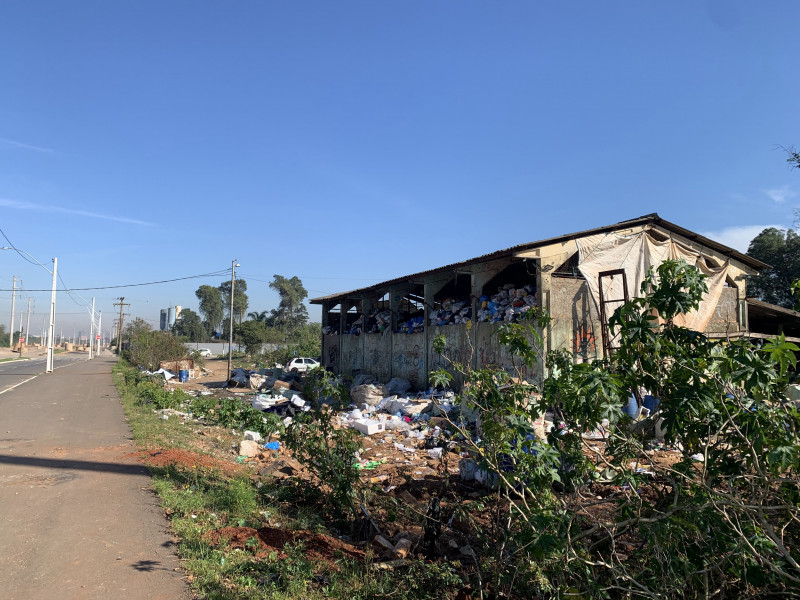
[311,214,768,390]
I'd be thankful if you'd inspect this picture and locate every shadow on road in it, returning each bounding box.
[132,559,161,572]
[0,372,44,377]
[0,454,150,476]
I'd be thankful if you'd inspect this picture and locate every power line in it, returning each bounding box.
[0,226,39,266]
[0,269,230,291]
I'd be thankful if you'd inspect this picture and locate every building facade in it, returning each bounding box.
[311,214,766,390]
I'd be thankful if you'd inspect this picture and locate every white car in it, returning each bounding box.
[284,357,320,373]
[196,348,213,357]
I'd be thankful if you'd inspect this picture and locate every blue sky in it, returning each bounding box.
[1,1,798,337]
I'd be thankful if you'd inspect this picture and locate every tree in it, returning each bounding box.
[124,329,189,371]
[172,308,205,342]
[233,320,268,356]
[288,322,321,358]
[122,317,152,343]
[268,275,308,335]
[195,285,224,336]
[247,310,268,322]
[431,260,800,597]
[219,279,248,325]
[784,145,800,170]
[746,227,800,307]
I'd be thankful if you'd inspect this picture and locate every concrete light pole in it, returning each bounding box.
[46,257,57,373]
[1,247,59,372]
[97,312,102,355]
[25,297,32,346]
[227,259,239,378]
[89,297,95,359]
[9,276,17,349]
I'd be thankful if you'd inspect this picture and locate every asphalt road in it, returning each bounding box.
[0,353,89,396]
[0,356,191,600]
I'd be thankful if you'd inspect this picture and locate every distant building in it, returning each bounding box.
[159,306,183,331]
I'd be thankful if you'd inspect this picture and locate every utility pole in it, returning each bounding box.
[114,297,129,353]
[45,257,57,373]
[18,308,24,355]
[25,297,32,346]
[9,276,17,349]
[227,260,239,377]
[89,297,95,359]
[96,312,102,355]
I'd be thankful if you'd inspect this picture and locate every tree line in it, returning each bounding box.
[171,274,320,358]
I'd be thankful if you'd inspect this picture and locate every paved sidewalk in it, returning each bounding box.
[0,357,191,600]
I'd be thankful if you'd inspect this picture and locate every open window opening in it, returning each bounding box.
[478,261,538,324]
[396,285,425,334]
[323,304,341,336]
[430,273,472,327]
[366,293,391,334]
[552,253,581,278]
[344,301,364,335]
[648,229,670,242]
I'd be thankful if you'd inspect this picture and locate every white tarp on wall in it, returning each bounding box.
[576,230,730,332]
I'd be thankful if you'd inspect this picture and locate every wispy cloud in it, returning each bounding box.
[763,185,796,204]
[0,138,56,154]
[699,224,785,253]
[0,198,155,226]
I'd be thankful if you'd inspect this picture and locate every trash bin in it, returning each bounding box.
[623,394,639,418]
[179,369,189,383]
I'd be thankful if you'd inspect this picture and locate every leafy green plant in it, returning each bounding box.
[124,323,189,371]
[432,260,800,598]
[215,397,243,428]
[284,368,362,524]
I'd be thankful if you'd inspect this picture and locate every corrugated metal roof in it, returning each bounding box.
[746,297,800,320]
[311,213,769,304]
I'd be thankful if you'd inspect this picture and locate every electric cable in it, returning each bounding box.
[0,226,40,266]
[0,269,230,291]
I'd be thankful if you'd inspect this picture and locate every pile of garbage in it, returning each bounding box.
[322,324,340,335]
[429,298,472,327]
[227,367,302,393]
[397,314,424,334]
[346,315,365,335]
[142,367,179,381]
[477,284,537,323]
[367,309,392,334]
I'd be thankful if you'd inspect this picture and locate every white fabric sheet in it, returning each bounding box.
[576,230,729,333]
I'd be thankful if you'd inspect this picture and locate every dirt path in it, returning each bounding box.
[0,357,190,600]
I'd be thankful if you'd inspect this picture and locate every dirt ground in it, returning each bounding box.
[203,526,366,563]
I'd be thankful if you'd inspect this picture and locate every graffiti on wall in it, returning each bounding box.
[573,322,597,362]
[394,344,422,388]
[478,346,497,368]
[368,349,384,368]
[327,345,340,369]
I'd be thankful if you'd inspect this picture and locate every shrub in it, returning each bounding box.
[284,369,362,523]
[431,260,800,598]
[125,329,189,371]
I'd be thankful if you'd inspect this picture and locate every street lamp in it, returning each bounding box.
[1,247,58,373]
[227,260,240,378]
